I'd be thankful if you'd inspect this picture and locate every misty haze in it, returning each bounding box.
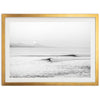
[9,18,91,79]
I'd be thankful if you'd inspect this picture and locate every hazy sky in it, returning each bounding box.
[9,18,91,49]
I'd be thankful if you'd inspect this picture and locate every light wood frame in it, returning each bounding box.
[2,14,99,86]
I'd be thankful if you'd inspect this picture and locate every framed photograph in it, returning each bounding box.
[2,14,99,85]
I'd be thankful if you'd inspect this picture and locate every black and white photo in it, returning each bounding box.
[2,14,99,85]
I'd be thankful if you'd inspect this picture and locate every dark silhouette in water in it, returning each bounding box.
[43,58,53,62]
[63,54,77,57]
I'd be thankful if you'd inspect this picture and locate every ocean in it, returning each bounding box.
[10,47,91,78]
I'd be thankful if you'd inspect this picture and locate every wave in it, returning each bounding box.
[11,54,90,57]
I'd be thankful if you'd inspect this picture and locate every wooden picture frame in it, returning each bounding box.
[2,14,99,85]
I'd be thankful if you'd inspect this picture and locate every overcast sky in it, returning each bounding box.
[9,18,91,49]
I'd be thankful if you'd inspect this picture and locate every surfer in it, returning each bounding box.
[42,58,53,62]
[46,58,53,62]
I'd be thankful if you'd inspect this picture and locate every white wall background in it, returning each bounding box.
[0,0,99,100]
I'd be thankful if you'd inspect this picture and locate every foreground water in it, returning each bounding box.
[10,48,91,78]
